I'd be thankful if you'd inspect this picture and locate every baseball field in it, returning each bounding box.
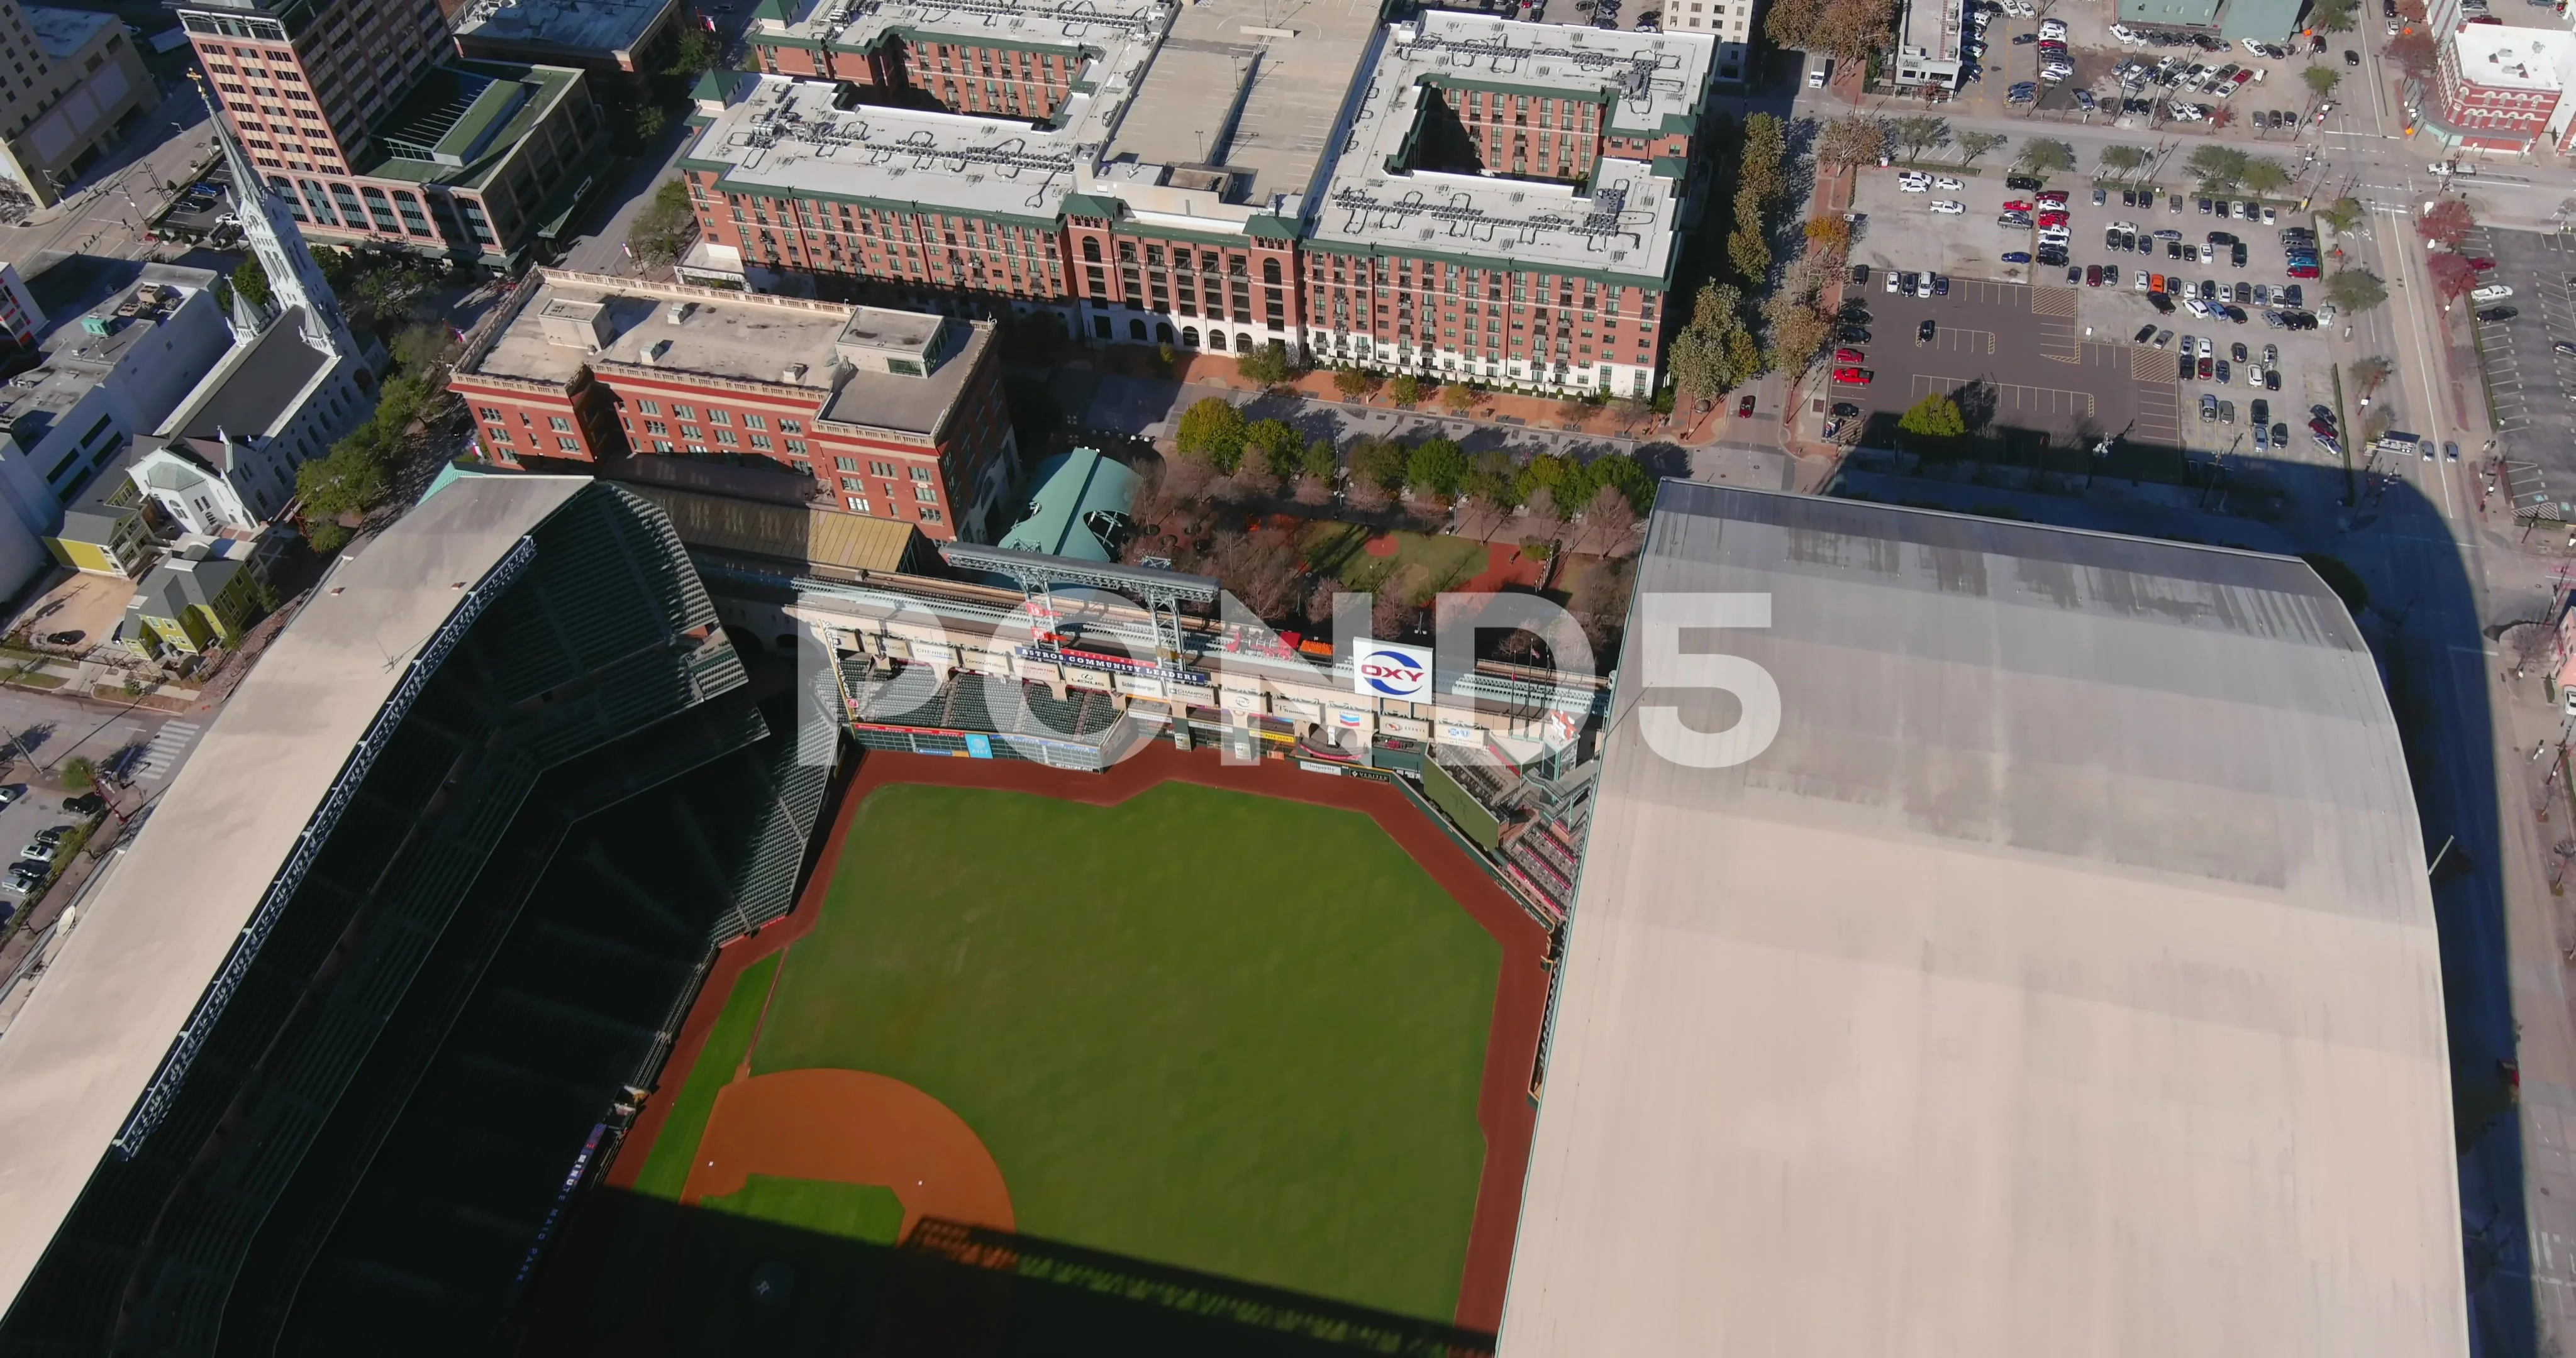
[606,747,1551,1335]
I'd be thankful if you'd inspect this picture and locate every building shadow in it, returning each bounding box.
[517,1191,1496,1358]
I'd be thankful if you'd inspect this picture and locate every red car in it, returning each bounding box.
[2084,265,2102,286]
[2036,212,2070,228]
[1833,367,1875,385]
[2467,257,2496,271]
[2036,190,2069,204]
[2287,263,2321,279]
[2001,199,2034,212]
[1834,346,1867,362]
[1736,393,1757,417]
[2197,355,2214,379]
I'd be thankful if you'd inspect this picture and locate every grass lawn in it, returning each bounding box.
[703,1174,906,1245]
[634,952,778,1200]
[754,781,1500,1323]
[1297,521,1487,597]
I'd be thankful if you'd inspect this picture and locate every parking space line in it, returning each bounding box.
[1913,372,2096,418]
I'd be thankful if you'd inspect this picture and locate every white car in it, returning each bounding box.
[1932,176,1964,190]
[1808,67,1826,87]
[2038,16,2067,37]
[2111,21,2141,41]
[2472,284,2514,302]
[2135,269,2151,290]
[1931,200,1966,214]
[1899,179,1929,192]
[2197,336,2214,357]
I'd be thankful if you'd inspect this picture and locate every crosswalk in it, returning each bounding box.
[132,720,199,783]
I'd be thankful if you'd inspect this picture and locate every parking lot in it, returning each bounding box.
[1949,0,2321,133]
[2458,224,2576,509]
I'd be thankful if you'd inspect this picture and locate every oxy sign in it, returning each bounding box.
[1352,640,1432,700]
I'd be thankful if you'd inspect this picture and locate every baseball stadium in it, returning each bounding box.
[0,470,2475,1357]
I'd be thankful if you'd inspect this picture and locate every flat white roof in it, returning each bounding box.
[0,474,590,1312]
[1304,14,1706,281]
[686,73,1101,224]
[1501,484,2468,1358]
[2453,23,2568,91]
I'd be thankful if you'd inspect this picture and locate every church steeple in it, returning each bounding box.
[194,72,360,368]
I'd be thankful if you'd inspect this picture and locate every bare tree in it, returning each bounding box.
[1521,486,1563,548]
[1575,483,1639,556]
[1569,557,1635,650]
[1214,528,1302,622]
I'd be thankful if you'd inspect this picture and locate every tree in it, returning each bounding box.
[1587,452,1655,514]
[2312,0,2358,31]
[1174,396,1248,471]
[1245,417,1303,478]
[1405,438,1468,499]
[1728,226,1771,283]
[2303,65,2342,97]
[1332,368,1380,400]
[1387,373,1423,406]
[1568,555,1634,648]
[1896,391,1966,450]
[296,442,389,552]
[1888,115,1951,162]
[1298,436,1337,485]
[2317,197,2365,233]
[1956,130,2007,166]
[1461,450,1521,512]
[1213,528,1302,622]
[1803,215,1853,259]
[60,756,93,793]
[1575,483,1639,557]
[1739,114,1788,197]
[2418,198,2477,250]
[665,26,720,77]
[633,104,668,143]
[2351,355,2394,397]
[2185,144,2250,190]
[231,256,272,311]
[2098,144,2148,175]
[2240,157,2292,196]
[391,323,446,375]
[1819,113,1889,168]
[1521,486,1563,548]
[2388,28,2438,81]
[1347,437,1406,504]
[2428,251,2479,301]
[1441,383,1477,414]
[2326,268,2389,314]
[1666,282,1762,400]
[2016,138,2075,174]
[1236,339,1293,385]
[1761,292,1834,373]
[1767,0,1896,61]
[627,178,697,269]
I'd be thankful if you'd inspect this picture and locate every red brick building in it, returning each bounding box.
[450,272,1020,542]
[2428,23,2567,153]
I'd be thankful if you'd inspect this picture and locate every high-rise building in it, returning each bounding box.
[0,0,160,209]
[174,0,611,266]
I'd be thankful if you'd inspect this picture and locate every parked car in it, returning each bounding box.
[1833,367,1875,384]
[1918,319,1937,343]
[2478,306,2519,323]
[2201,394,2219,421]
[2134,323,2159,343]
[2001,250,2032,263]
[20,842,55,864]
[1931,200,1966,214]
[2006,174,2043,190]
[2471,284,2514,303]
[61,792,104,815]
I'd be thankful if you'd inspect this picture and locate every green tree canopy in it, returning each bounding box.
[1175,397,1248,472]
[627,179,698,269]
[2016,138,2075,173]
[1244,417,1304,477]
[2302,65,2342,97]
[2240,157,2292,195]
[2185,144,2250,190]
[1348,436,1406,490]
[1956,130,2007,165]
[2325,268,2389,314]
[1236,340,1294,385]
[2098,144,2148,174]
[1405,438,1469,497]
[1896,392,1967,447]
[1888,115,1951,161]
[231,256,272,311]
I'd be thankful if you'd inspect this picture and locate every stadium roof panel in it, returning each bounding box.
[0,474,591,1313]
[1500,483,2468,1357]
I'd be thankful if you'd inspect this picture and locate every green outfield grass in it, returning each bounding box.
[634,952,778,1200]
[752,781,1501,1323]
[703,1174,906,1245]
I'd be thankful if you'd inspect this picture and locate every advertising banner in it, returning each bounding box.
[1350,639,1433,700]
